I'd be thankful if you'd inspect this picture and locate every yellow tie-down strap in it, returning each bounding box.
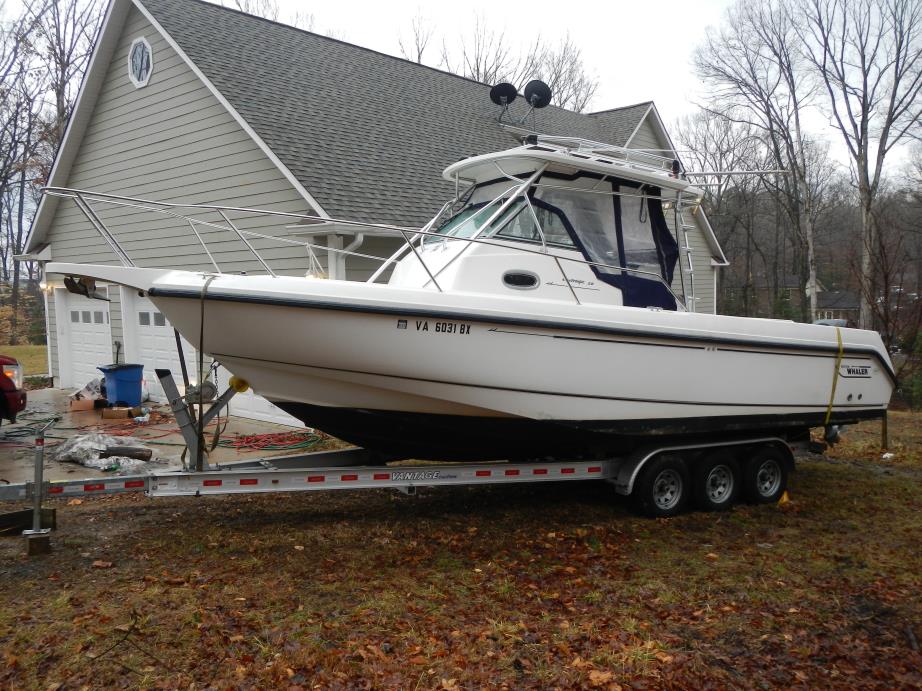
[824,327,844,426]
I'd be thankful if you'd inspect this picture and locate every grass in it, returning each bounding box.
[1,344,48,376]
[0,413,920,688]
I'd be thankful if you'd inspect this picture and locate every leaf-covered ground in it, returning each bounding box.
[1,415,920,689]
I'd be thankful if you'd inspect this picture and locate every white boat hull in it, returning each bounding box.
[48,265,893,459]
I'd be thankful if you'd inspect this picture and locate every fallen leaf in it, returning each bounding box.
[67,499,83,506]
[293,545,304,551]
[91,560,113,569]
[654,651,674,663]
[706,553,719,560]
[409,655,427,665]
[588,669,614,686]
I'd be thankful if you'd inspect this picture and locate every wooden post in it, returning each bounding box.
[881,410,889,451]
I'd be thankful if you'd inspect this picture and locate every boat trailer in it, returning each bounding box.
[1,369,802,553]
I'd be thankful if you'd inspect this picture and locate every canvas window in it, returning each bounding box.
[138,312,150,326]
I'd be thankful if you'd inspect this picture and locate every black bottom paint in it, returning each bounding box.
[273,402,884,461]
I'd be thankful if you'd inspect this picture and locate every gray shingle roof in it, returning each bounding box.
[141,0,653,227]
[817,291,859,310]
[587,103,653,145]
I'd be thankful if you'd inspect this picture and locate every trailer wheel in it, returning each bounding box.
[632,454,689,518]
[692,451,739,511]
[743,447,788,504]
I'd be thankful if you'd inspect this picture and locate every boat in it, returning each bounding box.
[46,135,894,461]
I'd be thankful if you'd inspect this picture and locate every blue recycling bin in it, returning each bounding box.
[98,364,144,407]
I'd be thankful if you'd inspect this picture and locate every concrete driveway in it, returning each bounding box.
[0,388,310,485]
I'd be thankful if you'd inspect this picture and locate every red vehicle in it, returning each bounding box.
[0,356,27,425]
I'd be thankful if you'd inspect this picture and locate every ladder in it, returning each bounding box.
[674,192,697,312]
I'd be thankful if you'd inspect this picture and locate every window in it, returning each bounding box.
[81,311,91,323]
[138,312,150,326]
[128,37,153,88]
[153,312,166,327]
[70,311,79,323]
[537,184,620,275]
[493,200,574,248]
[431,204,498,240]
[620,192,661,277]
[93,311,104,324]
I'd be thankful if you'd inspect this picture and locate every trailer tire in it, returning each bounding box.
[692,451,739,511]
[631,454,689,518]
[743,447,788,504]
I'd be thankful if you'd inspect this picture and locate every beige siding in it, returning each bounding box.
[44,6,318,277]
[628,120,717,314]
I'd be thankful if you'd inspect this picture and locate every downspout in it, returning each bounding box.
[340,233,364,280]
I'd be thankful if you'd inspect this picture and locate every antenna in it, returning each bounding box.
[519,80,552,126]
[490,82,517,122]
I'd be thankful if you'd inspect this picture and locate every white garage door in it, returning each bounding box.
[133,297,196,401]
[124,291,301,426]
[63,291,113,389]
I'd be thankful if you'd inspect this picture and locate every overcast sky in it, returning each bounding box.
[276,0,733,121]
[275,0,922,171]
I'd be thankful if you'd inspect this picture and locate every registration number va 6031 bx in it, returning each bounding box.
[396,318,472,335]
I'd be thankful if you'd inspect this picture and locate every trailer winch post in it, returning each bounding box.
[157,368,238,471]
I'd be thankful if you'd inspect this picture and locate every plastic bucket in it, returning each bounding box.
[97,364,144,407]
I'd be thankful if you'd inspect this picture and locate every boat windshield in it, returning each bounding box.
[429,199,521,241]
[431,197,575,249]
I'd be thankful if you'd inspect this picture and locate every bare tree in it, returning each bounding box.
[30,0,100,144]
[222,0,315,32]
[797,0,922,328]
[696,0,824,321]
[534,35,597,113]
[398,12,433,64]
[440,18,597,112]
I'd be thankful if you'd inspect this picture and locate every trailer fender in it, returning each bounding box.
[610,437,792,496]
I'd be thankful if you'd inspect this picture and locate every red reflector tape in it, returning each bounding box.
[49,486,63,494]
[239,479,258,486]
[589,466,602,473]
[84,483,105,492]
[533,468,548,475]
[35,438,44,447]
[561,468,575,474]
[203,479,222,487]
[504,469,520,476]
[475,470,491,477]
[341,474,358,481]
[374,473,389,480]
[124,480,145,489]
[307,475,324,483]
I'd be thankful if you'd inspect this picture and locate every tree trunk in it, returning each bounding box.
[858,198,875,329]
[804,214,818,323]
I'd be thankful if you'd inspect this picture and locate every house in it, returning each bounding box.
[816,291,859,323]
[24,0,728,423]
